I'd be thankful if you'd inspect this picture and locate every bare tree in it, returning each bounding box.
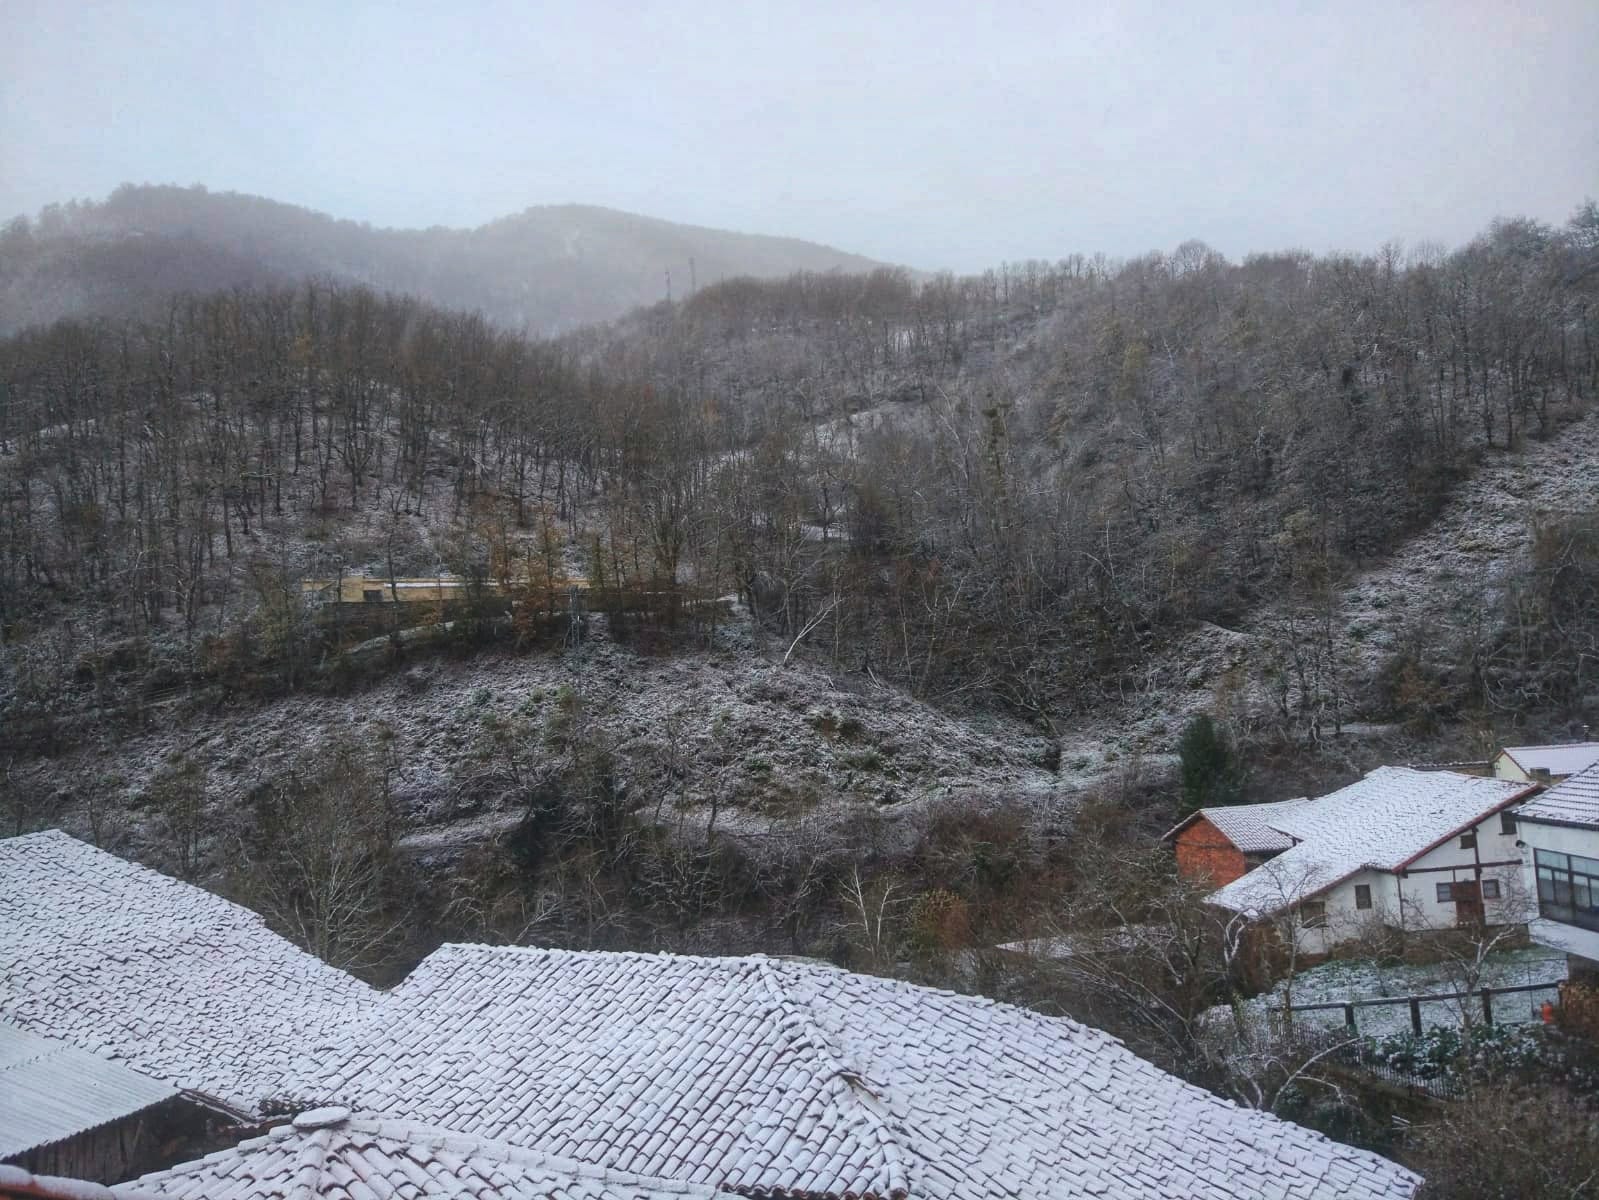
[236,737,402,971]
[837,865,907,973]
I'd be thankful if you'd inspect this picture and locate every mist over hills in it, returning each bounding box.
[0,184,887,335]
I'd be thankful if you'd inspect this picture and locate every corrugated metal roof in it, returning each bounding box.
[0,1022,177,1158]
[1500,742,1599,778]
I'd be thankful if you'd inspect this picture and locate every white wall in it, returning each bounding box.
[1519,819,1599,860]
[1286,811,1528,955]
[1493,752,1531,782]
[1395,814,1532,928]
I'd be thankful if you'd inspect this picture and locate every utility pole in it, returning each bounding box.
[665,270,672,303]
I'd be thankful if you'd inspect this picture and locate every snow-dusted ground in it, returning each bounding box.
[1213,946,1568,1042]
[1334,411,1599,677]
[1047,407,1599,769]
[24,612,1067,871]
[15,389,1599,882]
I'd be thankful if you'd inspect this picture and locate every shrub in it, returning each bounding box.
[1409,1081,1599,1199]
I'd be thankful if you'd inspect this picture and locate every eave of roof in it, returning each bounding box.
[1161,810,1207,842]
[0,1023,179,1159]
[0,1164,161,1200]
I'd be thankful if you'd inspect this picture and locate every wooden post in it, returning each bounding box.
[1409,996,1423,1036]
[1481,987,1493,1027]
[567,585,583,647]
[1344,1003,1356,1033]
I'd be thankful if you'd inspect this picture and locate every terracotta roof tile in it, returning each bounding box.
[119,1112,718,1200]
[274,946,1418,1199]
[2,831,1421,1198]
[0,831,373,1113]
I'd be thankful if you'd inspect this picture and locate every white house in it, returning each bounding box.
[1205,767,1539,957]
[1492,741,1599,784]
[1514,761,1599,980]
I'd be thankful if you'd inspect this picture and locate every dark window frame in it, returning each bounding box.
[1299,900,1328,929]
[1481,879,1501,900]
[1500,811,1517,836]
[1534,848,1599,933]
[1460,831,1477,850]
[1436,882,1455,903]
[362,588,384,603]
[1354,884,1372,910]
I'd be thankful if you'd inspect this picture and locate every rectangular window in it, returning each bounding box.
[1299,901,1328,929]
[1533,848,1599,933]
[1460,832,1477,850]
[1500,811,1517,836]
[363,589,383,603]
[1481,879,1501,900]
[1436,882,1455,903]
[1354,884,1372,910]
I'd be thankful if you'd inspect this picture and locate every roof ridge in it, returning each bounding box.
[432,942,782,968]
[752,958,911,1200]
[0,828,75,844]
[1504,740,1599,750]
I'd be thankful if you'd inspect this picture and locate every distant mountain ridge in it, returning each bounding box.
[0,184,888,334]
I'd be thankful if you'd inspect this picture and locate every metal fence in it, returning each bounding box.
[1287,981,1564,1100]
[1286,980,1560,1038]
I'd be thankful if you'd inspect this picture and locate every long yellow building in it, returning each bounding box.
[302,574,588,605]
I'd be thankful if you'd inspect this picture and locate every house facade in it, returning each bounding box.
[1197,768,1537,958]
[1514,762,1599,981]
[1283,817,1532,958]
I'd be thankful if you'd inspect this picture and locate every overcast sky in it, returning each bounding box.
[3,1,1595,272]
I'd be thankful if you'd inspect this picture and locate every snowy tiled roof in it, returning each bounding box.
[123,1108,721,1200]
[0,1021,178,1159]
[281,945,1418,1199]
[1517,761,1599,828]
[1189,798,1312,853]
[1207,767,1532,916]
[0,831,374,1114]
[1498,742,1599,778]
[0,832,1420,1197]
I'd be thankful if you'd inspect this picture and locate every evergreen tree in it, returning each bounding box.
[1177,715,1241,817]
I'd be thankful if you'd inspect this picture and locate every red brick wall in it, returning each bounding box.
[1175,816,1249,887]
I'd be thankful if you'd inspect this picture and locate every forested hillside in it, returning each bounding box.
[2,203,1597,976]
[0,184,884,335]
[4,206,1597,737]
